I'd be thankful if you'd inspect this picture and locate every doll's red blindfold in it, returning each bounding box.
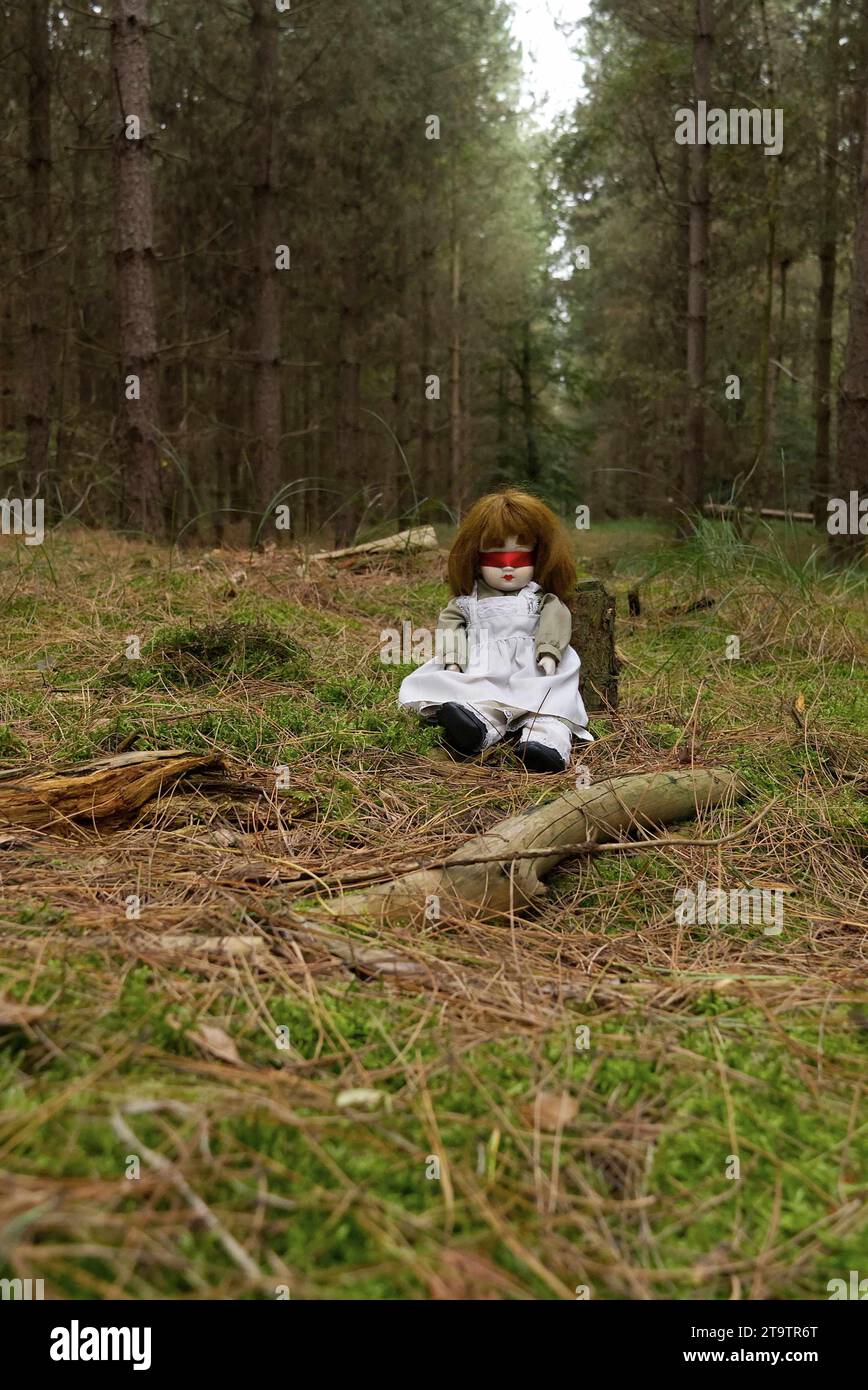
[479,549,536,569]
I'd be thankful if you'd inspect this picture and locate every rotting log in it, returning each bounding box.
[313,768,741,928]
[571,578,619,712]
[0,749,226,831]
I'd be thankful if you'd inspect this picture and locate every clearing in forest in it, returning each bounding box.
[0,520,865,1300]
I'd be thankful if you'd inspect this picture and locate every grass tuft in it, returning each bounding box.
[138,619,311,688]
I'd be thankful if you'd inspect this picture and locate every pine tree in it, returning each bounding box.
[111,0,162,535]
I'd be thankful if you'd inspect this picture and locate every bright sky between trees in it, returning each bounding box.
[509,0,589,122]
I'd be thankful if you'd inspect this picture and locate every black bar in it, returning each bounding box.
[7,1297,862,1376]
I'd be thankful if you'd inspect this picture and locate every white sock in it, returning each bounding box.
[517,714,573,762]
[468,702,510,750]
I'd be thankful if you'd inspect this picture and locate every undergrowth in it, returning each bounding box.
[0,521,864,1300]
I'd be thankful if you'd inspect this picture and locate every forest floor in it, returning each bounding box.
[0,518,865,1300]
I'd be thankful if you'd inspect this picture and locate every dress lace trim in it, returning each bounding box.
[456,580,542,626]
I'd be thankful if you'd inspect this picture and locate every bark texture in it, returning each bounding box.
[812,0,841,527]
[249,0,282,524]
[24,0,52,496]
[0,750,225,831]
[112,0,162,534]
[681,0,713,523]
[833,7,868,562]
[571,578,619,712]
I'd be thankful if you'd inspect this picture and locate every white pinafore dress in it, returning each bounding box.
[398,581,593,740]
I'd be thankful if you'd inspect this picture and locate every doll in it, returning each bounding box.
[398,489,593,772]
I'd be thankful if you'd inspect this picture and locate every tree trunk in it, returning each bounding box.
[753,253,788,522]
[680,0,714,526]
[752,161,779,505]
[812,0,841,527]
[750,0,783,512]
[765,255,789,497]
[676,140,690,350]
[833,6,868,564]
[73,123,90,413]
[519,320,540,483]
[674,137,691,499]
[304,359,320,533]
[111,0,162,535]
[56,123,87,479]
[449,218,463,511]
[392,212,411,518]
[24,0,52,498]
[0,189,16,438]
[248,0,282,535]
[420,234,436,500]
[334,294,363,546]
[495,363,508,466]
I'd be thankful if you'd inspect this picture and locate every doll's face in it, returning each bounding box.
[479,532,536,592]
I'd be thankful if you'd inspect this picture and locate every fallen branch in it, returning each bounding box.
[703,502,814,523]
[311,768,742,925]
[301,793,775,888]
[416,795,774,872]
[311,525,438,563]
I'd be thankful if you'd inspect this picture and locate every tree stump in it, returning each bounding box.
[571,578,619,712]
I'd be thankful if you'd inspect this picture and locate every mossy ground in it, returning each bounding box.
[0,521,865,1300]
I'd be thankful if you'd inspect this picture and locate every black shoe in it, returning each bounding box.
[435,702,487,755]
[517,740,567,773]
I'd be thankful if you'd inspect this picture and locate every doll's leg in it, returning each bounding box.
[436,701,507,755]
[514,713,573,773]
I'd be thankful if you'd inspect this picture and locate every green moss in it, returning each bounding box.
[2,985,864,1298]
[0,724,26,758]
[0,522,865,1301]
[120,619,312,689]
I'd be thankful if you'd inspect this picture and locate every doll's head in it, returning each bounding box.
[447,490,576,600]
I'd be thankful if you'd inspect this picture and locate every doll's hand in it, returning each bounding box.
[538,655,557,677]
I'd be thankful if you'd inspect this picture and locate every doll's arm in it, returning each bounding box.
[436,597,467,671]
[536,594,572,674]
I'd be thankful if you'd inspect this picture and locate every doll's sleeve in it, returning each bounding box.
[536,594,572,665]
[436,597,468,668]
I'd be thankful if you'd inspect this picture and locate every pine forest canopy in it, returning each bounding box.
[0,0,865,559]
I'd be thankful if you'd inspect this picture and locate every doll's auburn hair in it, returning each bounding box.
[447,489,576,600]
